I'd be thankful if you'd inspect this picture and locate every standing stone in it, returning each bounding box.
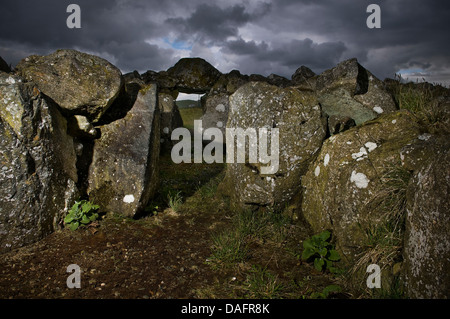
[220,81,326,208]
[199,92,230,136]
[15,49,123,122]
[87,84,160,217]
[403,136,450,299]
[159,92,183,152]
[0,73,78,253]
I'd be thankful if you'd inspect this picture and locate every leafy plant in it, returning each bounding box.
[310,285,342,299]
[301,231,340,272]
[64,200,100,231]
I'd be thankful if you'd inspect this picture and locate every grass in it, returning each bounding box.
[167,191,183,212]
[178,107,203,131]
[389,75,449,133]
[349,164,412,297]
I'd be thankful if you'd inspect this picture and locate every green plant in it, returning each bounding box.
[301,231,340,273]
[168,191,183,212]
[64,200,100,231]
[245,265,284,299]
[207,230,248,269]
[310,285,342,299]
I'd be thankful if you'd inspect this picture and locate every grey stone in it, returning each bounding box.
[15,49,124,122]
[87,84,160,217]
[0,73,78,253]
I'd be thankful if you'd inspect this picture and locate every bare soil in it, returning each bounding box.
[0,154,341,299]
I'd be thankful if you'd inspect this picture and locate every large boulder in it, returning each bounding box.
[316,58,397,125]
[166,58,222,93]
[402,136,450,298]
[15,49,123,122]
[0,73,78,253]
[220,81,326,208]
[301,110,423,263]
[87,84,160,217]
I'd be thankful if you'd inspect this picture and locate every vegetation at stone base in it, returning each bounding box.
[348,164,412,298]
[301,231,341,273]
[64,200,100,231]
[168,190,183,212]
[388,75,449,133]
[177,107,203,130]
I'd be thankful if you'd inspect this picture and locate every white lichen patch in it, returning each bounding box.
[163,127,170,134]
[373,106,384,114]
[352,147,368,161]
[418,133,431,141]
[315,165,320,177]
[123,195,135,203]
[324,154,330,167]
[350,171,369,189]
[215,104,225,112]
[364,142,377,152]
[216,121,223,128]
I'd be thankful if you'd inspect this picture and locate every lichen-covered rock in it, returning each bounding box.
[220,81,326,208]
[316,58,397,125]
[166,58,222,93]
[15,49,123,122]
[159,92,183,152]
[403,136,450,299]
[199,92,230,136]
[209,70,249,95]
[87,84,160,217]
[267,73,291,88]
[301,110,423,263]
[291,65,316,85]
[0,73,78,253]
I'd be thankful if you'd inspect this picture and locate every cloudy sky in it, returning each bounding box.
[1,0,449,85]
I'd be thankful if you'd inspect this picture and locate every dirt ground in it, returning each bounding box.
[0,150,343,300]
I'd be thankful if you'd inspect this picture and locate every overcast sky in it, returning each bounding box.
[1,0,449,85]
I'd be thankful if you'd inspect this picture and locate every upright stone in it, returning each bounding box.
[403,136,450,298]
[87,84,160,217]
[220,81,326,208]
[0,73,78,253]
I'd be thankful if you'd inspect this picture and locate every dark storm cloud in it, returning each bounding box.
[0,0,449,83]
[166,2,271,44]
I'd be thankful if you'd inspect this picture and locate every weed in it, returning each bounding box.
[354,165,411,274]
[244,265,284,299]
[207,230,248,269]
[168,191,183,212]
[64,200,100,231]
[301,231,340,273]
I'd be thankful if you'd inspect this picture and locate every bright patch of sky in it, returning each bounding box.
[163,37,192,51]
